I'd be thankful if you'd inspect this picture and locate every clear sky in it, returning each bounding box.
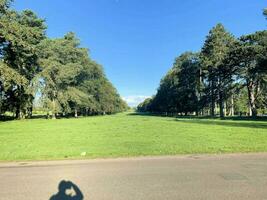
[14,0,266,106]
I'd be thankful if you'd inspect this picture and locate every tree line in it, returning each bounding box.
[138,10,267,118]
[0,0,128,119]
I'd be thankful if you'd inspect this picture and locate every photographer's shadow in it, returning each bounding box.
[50,180,83,200]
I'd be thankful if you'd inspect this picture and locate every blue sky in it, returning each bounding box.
[14,0,266,106]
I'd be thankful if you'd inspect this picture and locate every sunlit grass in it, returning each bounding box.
[0,112,267,161]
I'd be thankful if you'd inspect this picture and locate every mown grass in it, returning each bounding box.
[0,112,267,161]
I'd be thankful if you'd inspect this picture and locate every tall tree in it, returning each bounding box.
[137,97,153,112]
[200,23,235,117]
[141,52,201,115]
[0,0,127,119]
[226,31,267,117]
[0,1,46,118]
[38,33,91,118]
[38,33,127,118]
[174,52,201,115]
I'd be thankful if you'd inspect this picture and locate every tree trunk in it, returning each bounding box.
[15,107,20,119]
[230,94,234,116]
[224,102,227,116]
[51,112,56,119]
[248,106,252,116]
[0,99,2,116]
[16,87,22,119]
[27,107,33,119]
[247,80,257,118]
[52,91,56,119]
[218,78,225,118]
[219,89,224,118]
[16,109,25,119]
[210,80,215,117]
[15,104,24,119]
[74,108,78,118]
[198,67,202,117]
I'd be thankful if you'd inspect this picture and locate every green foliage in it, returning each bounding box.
[139,22,267,118]
[201,24,235,69]
[0,4,46,118]
[0,62,28,88]
[226,31,267,117]
[175,53,201,114]
[0,2,126,119]
[200,23,236,117]
[0,0,12,14]
[138,52,201,115]
[233,87,249,115]
[137,97,153,112]
[38,33,127,118]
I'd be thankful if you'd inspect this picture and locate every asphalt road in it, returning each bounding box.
[1,154,267,200]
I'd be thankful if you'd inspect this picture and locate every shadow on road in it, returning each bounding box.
[50,180,83,200]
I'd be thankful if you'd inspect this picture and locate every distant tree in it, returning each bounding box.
[152,70,178,114]
[173,52,201,115]
[139,52,201,115]
[137,97,153,112]
[233,87,249,116]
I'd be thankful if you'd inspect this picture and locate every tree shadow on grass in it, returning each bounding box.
[0,114,87,122]
[174,118,267,129]
[128,112,267,129]
[0,115,47,122]
[127,112,176,118]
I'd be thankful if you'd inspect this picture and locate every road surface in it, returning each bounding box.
[1,154,267,200]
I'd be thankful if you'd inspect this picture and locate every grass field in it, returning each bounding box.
[0,112,267,161]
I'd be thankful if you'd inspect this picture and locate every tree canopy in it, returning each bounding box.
[0,0,127,119]
[138,19,267,118]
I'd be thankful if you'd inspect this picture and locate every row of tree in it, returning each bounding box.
[138,10,267,118]
[0,0,128,119]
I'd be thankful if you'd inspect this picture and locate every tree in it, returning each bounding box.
[137,97,153,112]
[175,52,201,115]
[38,33,127,118]
[0,2,46,118]
[0,0,12,14]
[226,31,267,117]
[233,86,249,116]
[152,70,178,114]
[38,33,91,118]
[0,0,127,119]
[139,52,201,115]
[200,23,236,117]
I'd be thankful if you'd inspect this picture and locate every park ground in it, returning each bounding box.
[0,112,267,161]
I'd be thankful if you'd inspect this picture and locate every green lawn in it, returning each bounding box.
[0,112,267,161]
